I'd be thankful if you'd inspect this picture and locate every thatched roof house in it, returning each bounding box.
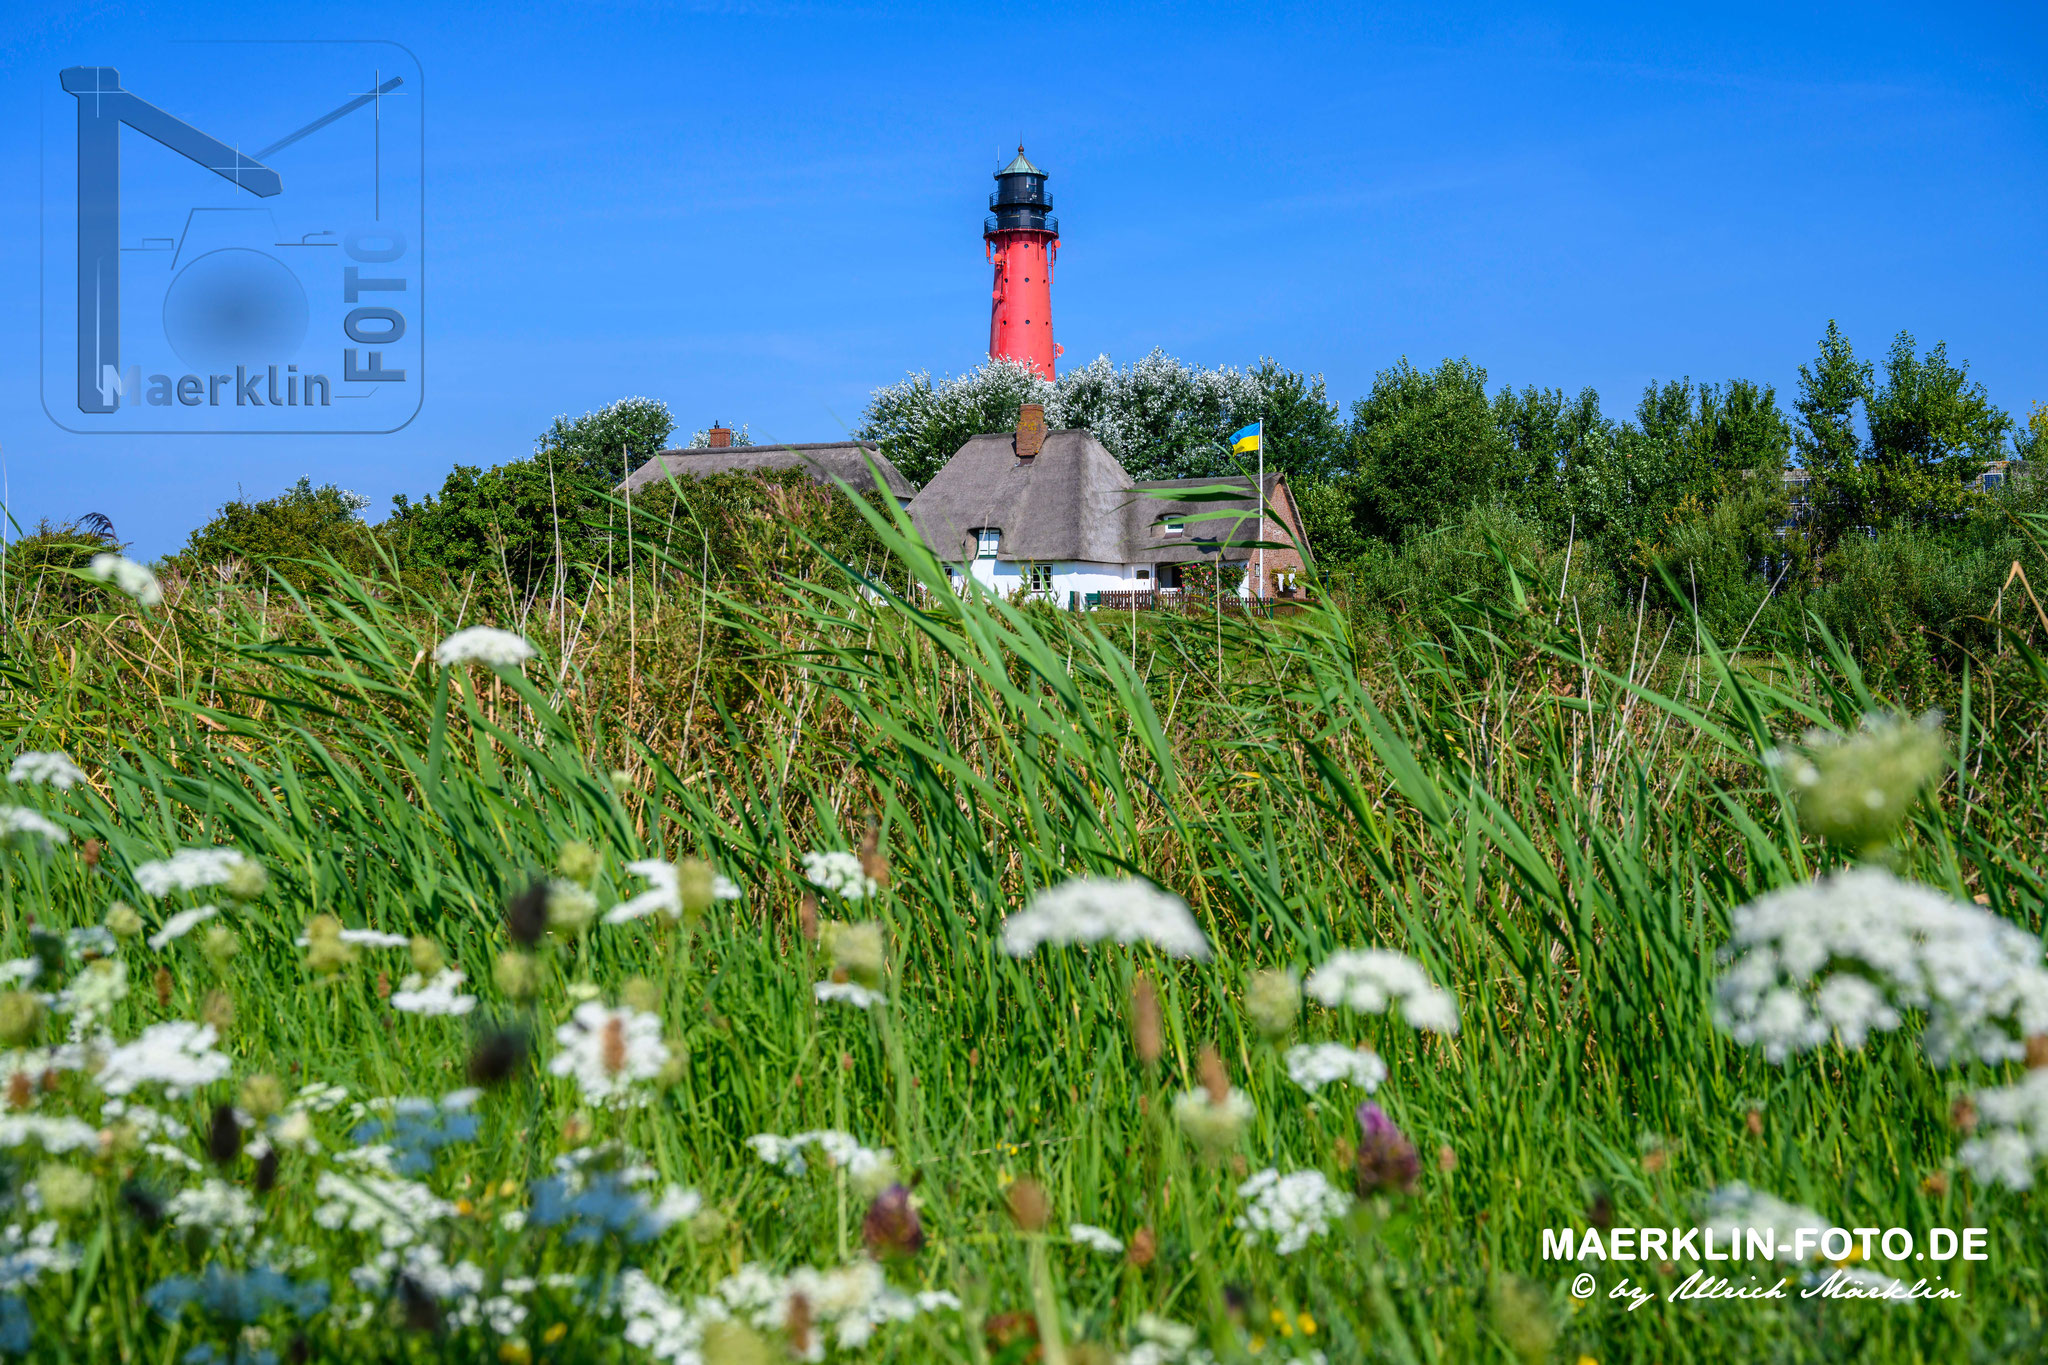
[621,430,916,505]
[906,404,1310,601]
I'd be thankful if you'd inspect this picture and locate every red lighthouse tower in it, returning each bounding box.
[985,147,1061,376]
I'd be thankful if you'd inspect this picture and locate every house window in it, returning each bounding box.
[976,528,1001,558]
[1026,563,1053,592]
[1162,518,1184,536]
[1135,568,1150,581]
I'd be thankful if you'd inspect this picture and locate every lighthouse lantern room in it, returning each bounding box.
[985,147,1061,377]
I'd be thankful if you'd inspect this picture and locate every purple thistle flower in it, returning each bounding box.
[862,1183,924,1261]
[1354,1102,1419,1197]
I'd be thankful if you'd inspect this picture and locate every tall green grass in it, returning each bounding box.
[1,505,2045,1363]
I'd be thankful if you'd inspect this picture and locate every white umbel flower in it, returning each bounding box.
[1283,1042,1387,1095]
[7,753,86,791]
[1712,867,2048,1066]
[0,808,67,846]
[1957,1069,2048,1190]
[803,851,879,901]
[1000,876,1210,959]
[390,969,476,1016]
[603,859,741,924]
[744,1130,892,1184]
[96,1021,232,1097]
[1304,949,1459,1033]
[1067,1223,1123,1255]
[89,553,162,607]
[134,847,246,896]
[432,626,535,668]
[1235,1168,1351,1255]
[1699,1183,1836,1260]
[313,1170,453,1247]
[167,1178,261,1241]
[814,980,885,1009]
[147,905,219,951]
[548,1002,668,1106]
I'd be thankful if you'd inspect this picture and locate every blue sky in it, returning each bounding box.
[3,2,2044,558]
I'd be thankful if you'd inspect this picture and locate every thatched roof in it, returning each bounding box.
[1124,475,1289,565]
[620,442,916,500]
[906,429,1134,563]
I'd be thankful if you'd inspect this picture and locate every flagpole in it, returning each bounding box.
[1257,419,1265,604]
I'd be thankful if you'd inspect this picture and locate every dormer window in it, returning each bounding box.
[1162,518,1185,537]
[976,528,1002,558]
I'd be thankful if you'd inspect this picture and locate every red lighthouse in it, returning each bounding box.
[985,147,1061,376]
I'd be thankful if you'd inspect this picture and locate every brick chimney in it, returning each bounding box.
[707,423,734,449]
[1015,403,1046,463]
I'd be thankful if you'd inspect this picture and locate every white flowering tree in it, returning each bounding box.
[857,351,1345,485]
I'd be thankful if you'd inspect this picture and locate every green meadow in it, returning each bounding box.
[2,494,2046,1365]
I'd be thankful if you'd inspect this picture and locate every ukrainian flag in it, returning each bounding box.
[1230,421,1262,454]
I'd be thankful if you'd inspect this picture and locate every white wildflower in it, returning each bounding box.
[0,808,66,846]
[7,753,86,792]
[0,1116,98,1154]
[57,959,128,1033]
[146,904,219,951]
[167,1178,261,1241]
[97,1020,230,1097]
[1236,1168,1351,1255]
[312,1170,453,1247]
[745,1130,891,1185]
[1958,1068,2048,1190]
[1283,1042,1387,1095]
[1068,1222,1123,1255]
[548,1002,668,1106]
[134,847,246,897]
[1304,948,1459,1033]
[0,961,37,987]
[292,927,409,948]
[1699,1183,1839,1260]
[1000,876,1210,959]
[432,626,535,668]
[803,850,879,902]
[89,553,162,607]
[1713,867,2048,1065]
[390,969,476,1016]
[602,859,741,924]
[814,980,886,1009]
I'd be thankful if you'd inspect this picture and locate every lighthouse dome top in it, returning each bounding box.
[996,147,1047,179]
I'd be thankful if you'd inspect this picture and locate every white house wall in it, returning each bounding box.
[946,559,1253,602]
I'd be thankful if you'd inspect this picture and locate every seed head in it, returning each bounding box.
[1198,1044,1230,1105]
[861,1183,925,1260]
[36,1164,94,1216]
[409,937,446,977]
[505,881,549,946]
[554,839,600,885]
[467,1028,530,1088]
[238,1073,285,1121]
[797,893,820,944]
[0,992,45,1046]
[201,989,234,1033]
[493,952,539,1002]
[1131,974,1162,1067]
[621,976,661,1015]
[303,915,356,974]
[699,1320,773,1365]
[207,1103,242,1166]
[153,965,174,1008]
[104,903,144,939]
[600,1016,629,1077]
[200,926,240,970]
[1127,1226,1156,1269]
[676,858,716,922]
[1353,1103,1419,1197]
[222,858,269,902]
[1005,1177,1051,1233]
[1244,969,1301,1040]
[823,921,886,986]
[254,1146,280,1193]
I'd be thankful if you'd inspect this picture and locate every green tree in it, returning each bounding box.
[857,351,1342,486]
[1860,330,2011,527]
[535,397,677,485]
[1635,377,1792,499]
[1492,384,1606,538]
[173,479,379,585]
[1347,357,1508,541]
